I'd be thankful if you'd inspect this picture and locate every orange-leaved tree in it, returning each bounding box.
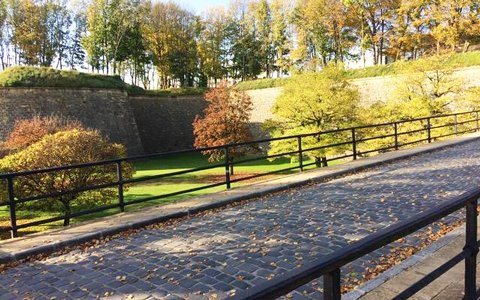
[193,83,256,173]
[3,115,84,153]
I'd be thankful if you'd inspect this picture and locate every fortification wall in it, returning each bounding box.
[1,67,479,155]
[128,95,207,153]
[0,88,144,155]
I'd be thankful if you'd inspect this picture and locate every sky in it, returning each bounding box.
[170,0,230,13]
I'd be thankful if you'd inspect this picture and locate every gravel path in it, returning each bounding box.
[1,140,480,300]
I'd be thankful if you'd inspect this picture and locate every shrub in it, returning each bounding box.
[0,129,133,225]
[193,83,256,163]
[4,115,84,153]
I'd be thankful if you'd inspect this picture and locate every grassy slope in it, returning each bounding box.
[0,153,325,238]
[0,66,127,89]
[0,66,205,97]
[235,51,480,91]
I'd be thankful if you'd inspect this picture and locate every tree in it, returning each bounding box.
[193,83,255,166]
[67,12,86,69]
[143,1,197,88]
[267,65,360,166]
[391,56,463,117]
[348,0,400,65]
[0,0,8,69]
[0,129,133,226]
[271,0,291,76]
[292,0,357,68]
[197,7,228,86]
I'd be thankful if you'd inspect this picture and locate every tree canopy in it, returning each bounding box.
[0,0,475,89]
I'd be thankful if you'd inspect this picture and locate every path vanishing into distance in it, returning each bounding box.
[2,140,480,300]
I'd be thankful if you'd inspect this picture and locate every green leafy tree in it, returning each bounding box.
[144,1,197,87]
[197,7,229,86]
[267,65,360,166]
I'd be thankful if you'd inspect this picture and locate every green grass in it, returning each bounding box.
[236,51,480,91]
[345,51,480,79]
[0,66,207,97]
[0,152,328,239]
[0,66,128,89]
[129,87,207,97]
[235,77,289,91]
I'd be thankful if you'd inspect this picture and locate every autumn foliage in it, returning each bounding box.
[3,115,84,153]
[0,129,132,225]
[193,83,255,161]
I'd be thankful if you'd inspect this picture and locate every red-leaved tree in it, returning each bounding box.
[193,83,256,169]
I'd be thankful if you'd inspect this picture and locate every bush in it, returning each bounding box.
[4,115,84,153]
[0,129,133,225]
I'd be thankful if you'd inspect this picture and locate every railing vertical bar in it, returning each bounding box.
[7,176,18,238]
[323,269,341,300]
[394,122,399,150]
[454,114,458,135]
[476,111,479,131]
[225,146,231,189]
[297,136,304,172]
[427,118,432,143]
[464,198,478,299]
[352,128,357,160]
[116,161,125,212]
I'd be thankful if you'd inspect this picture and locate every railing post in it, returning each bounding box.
[225,146,231,189]
[464,198,478,300]
[351,128,357,160]
[324,269,341,300]
[7,176,18,238]
[394,122,399,150]
[476,111,479,132]
[427,118,432,143]
[297,136,304,172]
[116,161,125,212]
[454,114,458,135]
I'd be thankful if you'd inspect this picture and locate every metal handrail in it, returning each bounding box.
[229,188,480,300]
[0,110,479,238]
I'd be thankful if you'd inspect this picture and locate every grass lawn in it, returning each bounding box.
[0,152,331,239]
[235,51,480,91]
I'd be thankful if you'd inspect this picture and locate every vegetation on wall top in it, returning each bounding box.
[0,66,206,97]
[0,66,127,89]
[236,51,480,91]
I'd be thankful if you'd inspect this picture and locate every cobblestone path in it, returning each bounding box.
[2,140,480,300]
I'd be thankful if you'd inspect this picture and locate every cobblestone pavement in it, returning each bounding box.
[2,140,480,300]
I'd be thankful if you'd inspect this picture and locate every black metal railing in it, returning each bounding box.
[0,110,479,239]
[228,188,480,300]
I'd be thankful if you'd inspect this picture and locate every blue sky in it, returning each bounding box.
[171,0,230,13]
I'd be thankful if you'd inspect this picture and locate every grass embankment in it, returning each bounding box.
[0,66,205,97]
[0,66,127,89]
[0,153,326,238]
[129,87,206,97]
[235,51,480,91]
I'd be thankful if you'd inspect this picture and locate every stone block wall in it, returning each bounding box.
[129,95,207,153]
[0,88,144,155]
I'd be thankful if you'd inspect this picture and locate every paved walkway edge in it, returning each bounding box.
[1,133,479,265]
